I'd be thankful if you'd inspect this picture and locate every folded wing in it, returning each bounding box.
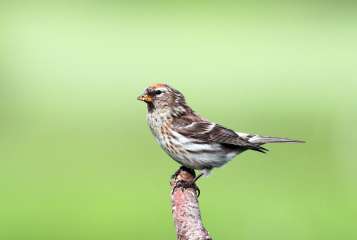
[173,121,268,153]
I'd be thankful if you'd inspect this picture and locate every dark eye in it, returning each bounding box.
[154,90,163,95]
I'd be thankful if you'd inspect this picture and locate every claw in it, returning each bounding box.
[173,180,200,197]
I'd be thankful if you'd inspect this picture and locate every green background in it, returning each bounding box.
[1,1,356,239]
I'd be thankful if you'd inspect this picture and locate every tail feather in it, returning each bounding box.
[236,132,304,145]
[249,135,305,145]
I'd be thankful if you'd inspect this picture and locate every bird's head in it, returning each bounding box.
[137,83,187,114]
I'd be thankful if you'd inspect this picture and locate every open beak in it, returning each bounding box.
[137,94,153,103]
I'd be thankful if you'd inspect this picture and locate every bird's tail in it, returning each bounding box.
[249,135,305,145]
[237,132,305,145]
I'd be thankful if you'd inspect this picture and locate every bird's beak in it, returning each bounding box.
[137,94,153,103]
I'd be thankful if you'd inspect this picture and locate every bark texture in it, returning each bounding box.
[170,167,212,240]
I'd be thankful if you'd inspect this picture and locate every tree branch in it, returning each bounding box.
[170,167,213,240]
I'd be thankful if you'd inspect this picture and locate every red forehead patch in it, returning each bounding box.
[150,83,167,89]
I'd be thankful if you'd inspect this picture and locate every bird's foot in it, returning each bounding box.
[171,166,196,179]
[171,166,200,197]
[173,180,201,197]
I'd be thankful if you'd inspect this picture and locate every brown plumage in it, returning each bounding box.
[138,83,304,176]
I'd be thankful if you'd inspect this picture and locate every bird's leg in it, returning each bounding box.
[172,166,201,197]
[192,173,204,183]
[192,168,212,183]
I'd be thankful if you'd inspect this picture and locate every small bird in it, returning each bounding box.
[138,83,303,180]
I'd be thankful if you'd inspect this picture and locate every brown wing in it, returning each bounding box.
[173,120,268,153]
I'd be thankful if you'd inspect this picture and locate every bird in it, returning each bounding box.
[138,83,304,181]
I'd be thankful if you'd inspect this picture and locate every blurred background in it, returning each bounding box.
[1,1,356,239]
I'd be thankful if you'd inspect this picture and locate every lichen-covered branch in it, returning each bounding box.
[170,167,212,240]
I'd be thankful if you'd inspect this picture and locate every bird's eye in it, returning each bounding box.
[154,90,163,95]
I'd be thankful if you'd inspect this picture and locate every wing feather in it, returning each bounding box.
[173,120,268,153]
